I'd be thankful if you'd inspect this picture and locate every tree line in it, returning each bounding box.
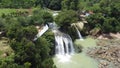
[85,0,120,34]
[0,0,92,10]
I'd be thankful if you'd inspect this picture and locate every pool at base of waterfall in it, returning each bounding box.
[55,54,72,63]
[53,38,98,68]
[54,53,98,68]
[53,53,98,68]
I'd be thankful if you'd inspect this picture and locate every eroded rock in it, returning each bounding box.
[87,39,120,68]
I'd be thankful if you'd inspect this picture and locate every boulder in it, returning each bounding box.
[71,22,84,30]
[110,32,120,39]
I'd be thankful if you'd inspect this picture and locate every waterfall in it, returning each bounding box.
[49,23,74,62]
[53,30,74,62]
[54,30,74,55]
[74,26,83,40]
[34,24,49,41]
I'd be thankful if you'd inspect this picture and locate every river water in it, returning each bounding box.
[53,38,98,68]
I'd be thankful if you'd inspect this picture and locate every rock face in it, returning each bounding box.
[76,22,84,30]
[71,22,85,30]
[97,33,120,40]
[87,39,120,68]
[110,33,120,39]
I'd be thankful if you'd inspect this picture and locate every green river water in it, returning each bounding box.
[53,38,98,68]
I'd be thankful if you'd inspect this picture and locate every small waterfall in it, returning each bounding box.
[34,24,49,41]
[74,26,83,40]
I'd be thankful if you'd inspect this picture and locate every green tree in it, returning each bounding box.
[17,16,32,26]
[61,0,79,10]
[35,0,50,8]
[22,26,37,40]
[6,20,22,40]
[43,30,55,56]
[34,37,55,68]
[85,0,120,34]
[48,0,62,10]
[0,18,5,31]
[55,10,78,31]
[10,38,37,67]
[42,11,53,23]
[102,17,120,33]
[61,0,68,10]
[32,9,53,25]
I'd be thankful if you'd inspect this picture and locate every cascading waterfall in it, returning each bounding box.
[74,26,83,40]
[49,23,74,62]
[54,30,74,55]
[34,24,49,41]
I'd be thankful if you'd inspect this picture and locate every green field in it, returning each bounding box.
[0,8,29,16]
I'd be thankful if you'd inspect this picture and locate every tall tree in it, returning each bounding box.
[61,0,79,10]
[48,0,62,10]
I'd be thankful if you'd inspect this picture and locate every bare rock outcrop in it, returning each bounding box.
[87,39,120,68]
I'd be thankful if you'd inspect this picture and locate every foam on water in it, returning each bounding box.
[56,54,72,63]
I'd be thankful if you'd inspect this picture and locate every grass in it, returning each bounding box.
[0,8,59,17]
[0,8,29,16]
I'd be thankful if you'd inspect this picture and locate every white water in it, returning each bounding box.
[34,25,49,40]
[54,30,74,55]
[53,30,74,62]
[49,22,74,63]
[75,26,83,40]
[54,38,98,68]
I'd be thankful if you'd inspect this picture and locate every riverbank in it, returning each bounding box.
[94,32,120,40]
[87,39,120,68]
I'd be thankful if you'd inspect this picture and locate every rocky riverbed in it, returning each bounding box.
[87,39,120,68]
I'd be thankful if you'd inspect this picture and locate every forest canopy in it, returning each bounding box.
[0,0,120,68]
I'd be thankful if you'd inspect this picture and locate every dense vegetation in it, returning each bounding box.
[0,0,81,10]
[53,0,120,36]
[0,9,55,68]
[55,10,79,39]
[84,0,120,34]
[0,0,120,68]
